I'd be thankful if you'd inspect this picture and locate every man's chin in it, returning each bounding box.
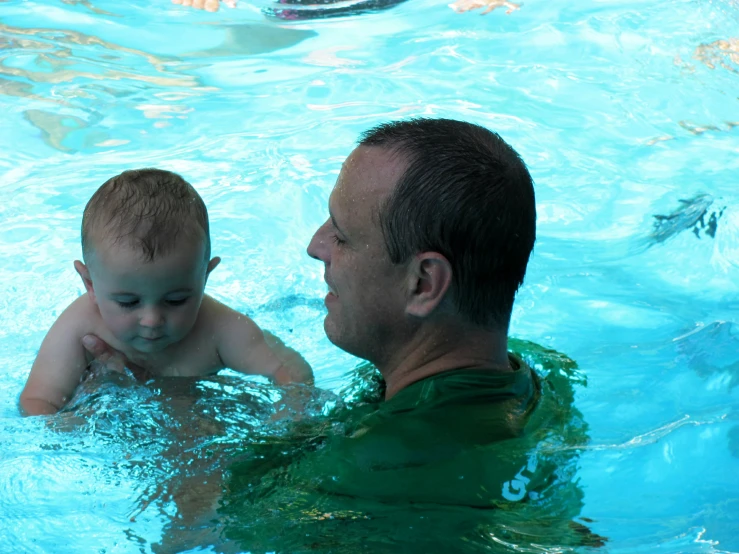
[323,318,365,359]
[323,317,344,348]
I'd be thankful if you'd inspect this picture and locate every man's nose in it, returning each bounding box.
[307,220,330,262]
[139,306,164,328]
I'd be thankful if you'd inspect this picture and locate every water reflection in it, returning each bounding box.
[674,322,739,462]
[0,24,186,83]
[0,75,71,105]
[675,322,739,392]
[57,0,120,16]
[0,22,194,152]
[646,120,739,146]
[23,109,106,152]
[539,193,725,268]
[0,21,316,152]
[186,23,317,58]
[695,38,739,74]
[649,193,722,244]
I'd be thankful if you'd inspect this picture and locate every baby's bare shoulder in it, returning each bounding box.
[60,295,121,351]
[200,295,253,327]
[58,295,100,334]
[199,295,264,346]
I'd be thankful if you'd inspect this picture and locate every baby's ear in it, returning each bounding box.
[73,260,95,301]
[205,257,221,281]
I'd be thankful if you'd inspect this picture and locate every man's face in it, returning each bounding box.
[307,146,410,363]
[83,238,213,354]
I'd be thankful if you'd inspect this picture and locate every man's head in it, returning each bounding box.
[75,169,220,353]
[307,118,536,365]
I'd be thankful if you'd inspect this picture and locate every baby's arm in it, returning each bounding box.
[261,329,314,385]
[20,297,90,415]
[213,301,313,385]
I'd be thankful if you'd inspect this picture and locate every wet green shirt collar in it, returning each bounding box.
[387,353,537,413]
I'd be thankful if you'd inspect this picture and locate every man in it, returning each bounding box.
[83,118,602,551]
[305,117,536,403]
[214,121,605,552]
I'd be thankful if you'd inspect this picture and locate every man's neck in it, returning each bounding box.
[377,322,511,400]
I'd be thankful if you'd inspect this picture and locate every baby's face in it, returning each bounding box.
[86,238,213,354]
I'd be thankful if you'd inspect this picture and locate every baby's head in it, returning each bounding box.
[75,169,220,354]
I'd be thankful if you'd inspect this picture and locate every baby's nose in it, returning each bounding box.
[139,307,164,328]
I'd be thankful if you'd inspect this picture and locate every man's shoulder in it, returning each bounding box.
[395,355,536,410]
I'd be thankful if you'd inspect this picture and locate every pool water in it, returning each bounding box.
[1,0,738,551]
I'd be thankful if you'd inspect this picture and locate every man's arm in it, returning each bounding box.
[20,297,90,415]
[214,304,313,385]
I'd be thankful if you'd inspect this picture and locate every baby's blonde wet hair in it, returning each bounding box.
[81,168,210,263]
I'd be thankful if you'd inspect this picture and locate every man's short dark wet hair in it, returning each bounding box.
[81,168,210,263]
[359,118,536,329]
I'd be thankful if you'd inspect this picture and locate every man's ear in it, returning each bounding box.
[405,252,453,318]
[205,257,221,283]
[74,260,95,301]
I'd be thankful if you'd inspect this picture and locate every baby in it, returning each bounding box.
[20,168,313,416]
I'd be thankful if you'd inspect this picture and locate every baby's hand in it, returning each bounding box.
[171,0,237,12]
[449,0,520,15]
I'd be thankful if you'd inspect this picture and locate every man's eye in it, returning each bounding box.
[167,298,189,306]
[116,300,139,308]
[332,235,346,245]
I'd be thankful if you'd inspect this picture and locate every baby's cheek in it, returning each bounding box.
[108,319,133,339]
[171,307,199,335]
[101,310,137,339]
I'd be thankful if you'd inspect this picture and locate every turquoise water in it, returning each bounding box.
[1,0,739,551]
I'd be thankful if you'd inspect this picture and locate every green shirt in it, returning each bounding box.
[302,354,540,507]
[220,341,603,552]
